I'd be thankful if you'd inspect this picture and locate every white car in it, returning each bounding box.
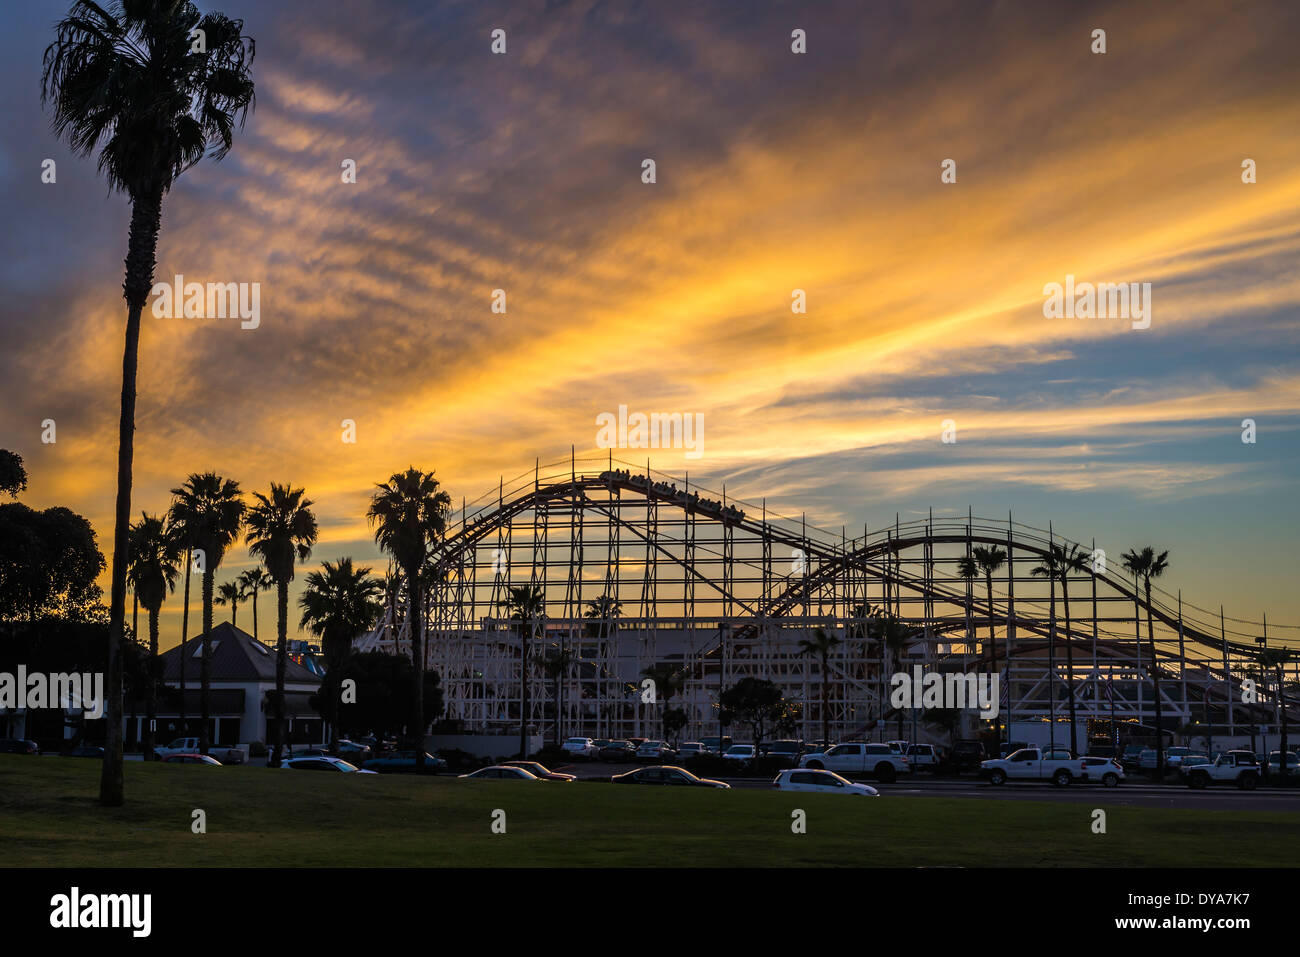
[675,742,711,760]
[772,768,879,796]
[282,755,376,774]
[561,737,598,759]
[1075,756,1125,787]
[723,744,757,766]
[636,740,676,762]
[459,765,542,780]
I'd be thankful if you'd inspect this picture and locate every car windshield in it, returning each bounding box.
[642,741,662,748]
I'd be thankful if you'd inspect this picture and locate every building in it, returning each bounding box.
[128,622,324,749]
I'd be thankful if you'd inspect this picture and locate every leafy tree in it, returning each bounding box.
[720,677,795,756]
[0,503,105,623]
[313,651,443,742]
[0,450,27,498]
[43,0,256,807]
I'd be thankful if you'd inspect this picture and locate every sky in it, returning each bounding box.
[1,0,1297,646]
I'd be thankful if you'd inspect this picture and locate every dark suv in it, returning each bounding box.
[951,740,986,773]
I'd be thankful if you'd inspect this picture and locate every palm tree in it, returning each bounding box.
[43,0,256,807]
[1034,544,1085,754]
[1122,547,1171,774]
[798,627,842,746]
[166,498,196,734]
[237,566,272,641]
[1258,648,1293,777]
[639,662,685,741]
[126,512,180,761]
[299,558,383,748]
[169,472,245,755]
[583,594,621,732]
[1031,549,1061,750]
[539,648,575,746]
[956,554,979,658]
[502,584,546,757]
[367,468,451,765]
[973,545,1007,746]
[214,580,241,628]
[246,484,317,767]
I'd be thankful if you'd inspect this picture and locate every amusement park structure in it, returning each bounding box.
[355,456,1297,750]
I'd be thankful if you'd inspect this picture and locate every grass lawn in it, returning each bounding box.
[1,755,1294,867]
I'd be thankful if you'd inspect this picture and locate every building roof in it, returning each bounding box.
[159,621,321,686]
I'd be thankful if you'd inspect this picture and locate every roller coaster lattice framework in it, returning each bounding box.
[356,455,1298,748]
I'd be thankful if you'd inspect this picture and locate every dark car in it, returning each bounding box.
[1120,745,1146,771]
[950,740,986,772]
[760,740,804,766]
[503,760,576,781]
[63,745,105,758]
[598,740,636,762]
[0,738,38,755]
[610,765,730,788]
[361,751,447,774]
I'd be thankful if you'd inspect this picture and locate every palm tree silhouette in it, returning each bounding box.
[1122,546,1170,774]
[1257,647,1293,777]
[368,468,451,766]
[973,545,1007,745]
[43,0,255,806]
[126,512,180,761]
[539,648,575,746]
[502,584,546,757]
[246,484,317,766]
[299,558,383,748]
[237,567,272,641]
[214,580,241,628]
[798,627,842,747]
[169,472,245,756]
[1033,544,1086,754]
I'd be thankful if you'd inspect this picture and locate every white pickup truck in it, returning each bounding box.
[980,747,1077,786]
[1183,751,1261,790]
[798,742,910,782]
[153,736,247,765]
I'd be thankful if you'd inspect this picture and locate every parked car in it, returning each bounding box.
[459,765,542,781]
[950,740,986,773]
[1267,751,1300,779]
[907,743,947,770]
[1075,756,1124,787]
[503,760,575,781]
[1164,747,1194,769]
[561,737,598,759]
[63,746,105,758]
[999,740,1030,759]
[885,740,908,755]
[0,738,38,755]
[611,765,729,788]
[282,755,375,774]
[798,743,909,782]
[154,736,247,765]
[1178,754,1212,774]
[699,736,732,755]
[1184,750,1261,790]
[675,742,712,760]
[1120,744,1146,770]
[772,768,879,796]
[760,740,804,765]
[598,740,637,762]
[334,739,373,761]
[722,744,758,767]
[162,753,222,766]
[636,740,677,763]
[361,751,448,774]
[980,747,1078,786]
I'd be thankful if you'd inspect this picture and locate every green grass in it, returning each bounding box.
[0,755,1293,867]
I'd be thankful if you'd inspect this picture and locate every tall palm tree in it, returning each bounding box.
[246,484,317,767]
[583,594,621,733]
[639,662,684,740]
[539,648,575,746]
[956,554,979,659]
[1031,549,1061,750]
[502,584,546,758]
[368,468,451,766]
[973,545,1007,745]
[1258,648,1293,777]
[299,558,383,748]
[798,627,842,747]
[166,497,197,734]
[237,566,272,641]
[214,580,241,627]
[1034,544,1085,754]
[169,472,245,755]
[43,0,256,807]
[126,512,180,761]
[1122,546,1171,774]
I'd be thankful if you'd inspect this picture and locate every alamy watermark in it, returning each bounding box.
[889,666,999,718]
[595,404,703,459]
[150,274,260,329]
[0,667,104,719]
[1043,275,1151,329]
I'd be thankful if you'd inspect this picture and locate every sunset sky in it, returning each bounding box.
[1,0,1297,645]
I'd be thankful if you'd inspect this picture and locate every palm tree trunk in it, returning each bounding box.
[1062,578,1078,755]
[821,651,830,747]
[1047,575,1057,750]
[200,568,214,755]
[519,624,530,759]
[99,187,162,806]
[1145,580,1164,775]
[273,579,288,766]
[251,589,258,640]
[144,608,159,761]
[985,571,998,747]
[407,561,425,768]
[180,546,191,730]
